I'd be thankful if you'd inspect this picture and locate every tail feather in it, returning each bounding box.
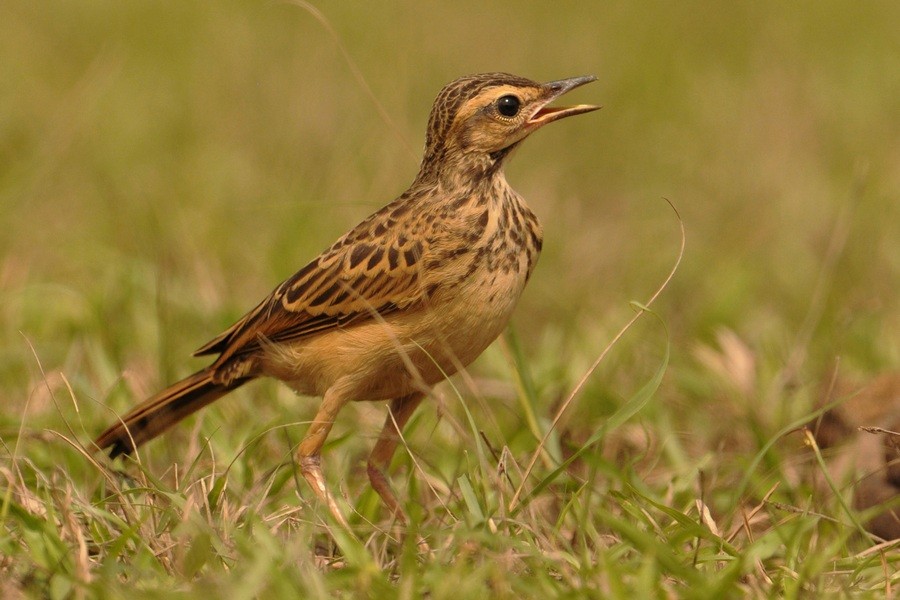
[94,368,247,458]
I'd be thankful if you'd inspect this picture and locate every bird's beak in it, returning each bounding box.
[528,75,600,127]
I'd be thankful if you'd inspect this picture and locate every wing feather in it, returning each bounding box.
[194,197,430,363]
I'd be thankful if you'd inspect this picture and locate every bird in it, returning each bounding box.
[94,72,599,527]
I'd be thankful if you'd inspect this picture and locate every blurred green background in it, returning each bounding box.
[2,0,898,452]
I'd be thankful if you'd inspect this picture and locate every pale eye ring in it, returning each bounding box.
[496,94,521,117]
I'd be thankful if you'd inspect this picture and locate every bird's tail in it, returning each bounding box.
[94,368,247,458]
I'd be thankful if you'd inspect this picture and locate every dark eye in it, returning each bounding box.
[496,94,521,117]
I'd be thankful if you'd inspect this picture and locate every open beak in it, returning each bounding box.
[528,75,600,127]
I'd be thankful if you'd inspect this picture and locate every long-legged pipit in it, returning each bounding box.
[95,73,599,527]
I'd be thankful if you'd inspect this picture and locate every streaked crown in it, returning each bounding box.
[418,72,599,179]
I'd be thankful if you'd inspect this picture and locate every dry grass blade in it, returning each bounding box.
[282,0,417,160]
[509,199,685,512]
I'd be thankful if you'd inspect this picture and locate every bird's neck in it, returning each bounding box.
[413,147,512,192]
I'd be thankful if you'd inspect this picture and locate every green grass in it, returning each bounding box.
[3,1,900,597]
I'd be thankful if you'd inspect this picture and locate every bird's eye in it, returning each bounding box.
[496,95,521,117]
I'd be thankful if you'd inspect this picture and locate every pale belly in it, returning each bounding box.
[260,265,530,402]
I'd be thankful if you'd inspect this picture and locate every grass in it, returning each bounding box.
[3,0,900,597]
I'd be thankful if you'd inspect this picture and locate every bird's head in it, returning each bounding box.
[419,73,599,181]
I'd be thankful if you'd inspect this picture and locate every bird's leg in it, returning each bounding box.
[297,387,351,529]
[366,392,425,522]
